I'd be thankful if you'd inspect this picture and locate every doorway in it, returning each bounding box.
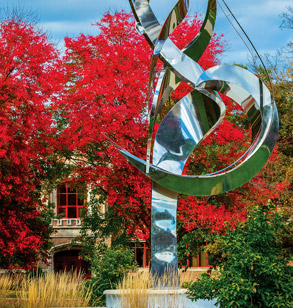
[53,249,90,277]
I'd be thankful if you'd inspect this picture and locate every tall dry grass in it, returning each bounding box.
[0,274,16,308]
[116,270,197,308]
[118,272,152,308]
[0,272,92,308]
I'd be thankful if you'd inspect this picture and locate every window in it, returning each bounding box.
[133,243,149,268]
[187,250,211,267]
[57,184,85,219]
[186,242,212,267]
[132,242,212,268]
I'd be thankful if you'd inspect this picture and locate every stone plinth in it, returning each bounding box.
[104,289,216,308]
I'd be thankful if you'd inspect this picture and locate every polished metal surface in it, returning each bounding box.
[109,0,279,287]
[151,182,179,285]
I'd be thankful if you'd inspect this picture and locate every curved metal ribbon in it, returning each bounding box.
[109,0,279,285]
[118,65,278,196]
[120,0,278,197]
[145,0,217,171]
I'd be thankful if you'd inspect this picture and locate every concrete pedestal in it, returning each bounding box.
[104,289,216,308]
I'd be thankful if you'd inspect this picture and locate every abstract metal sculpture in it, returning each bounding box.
[109,0,279,286]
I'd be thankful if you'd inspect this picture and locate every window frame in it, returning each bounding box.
[133,243,149,268]
[186,241,212,268]
[133,242,212,269]
[57,183,85,219]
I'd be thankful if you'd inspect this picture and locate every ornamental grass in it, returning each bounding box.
[0,271,92,308]
[116,270,199,308]
[0,274,17,308]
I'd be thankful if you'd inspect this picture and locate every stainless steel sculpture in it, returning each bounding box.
[109,0,279,286]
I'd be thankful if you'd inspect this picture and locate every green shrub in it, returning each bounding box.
[85,246,138,306]
[186,204,293,307]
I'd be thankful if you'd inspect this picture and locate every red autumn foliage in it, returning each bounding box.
[0,12,288,269]
[60,11,287,243]
[0,19,64,269]
[58,11,226,241]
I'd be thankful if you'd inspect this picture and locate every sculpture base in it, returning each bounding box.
[104,289,216,308]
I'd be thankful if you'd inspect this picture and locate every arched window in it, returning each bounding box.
[57,184,85,219]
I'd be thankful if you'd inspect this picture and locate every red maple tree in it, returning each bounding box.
[0,19,65,269]
[0,12,288,269]
[59,11,287,245]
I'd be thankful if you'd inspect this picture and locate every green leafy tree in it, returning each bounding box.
[247,27,292,230]
[74,188,136,261]
[73,189,138,306]
[85,246,138,306]
[186,204,293,308]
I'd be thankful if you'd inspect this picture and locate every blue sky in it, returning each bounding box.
[1,0,292,64]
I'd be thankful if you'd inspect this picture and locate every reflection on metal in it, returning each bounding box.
[110,0,278,286]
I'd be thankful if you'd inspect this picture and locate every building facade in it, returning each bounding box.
[46,184,90,275]
[45,183,211,277]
